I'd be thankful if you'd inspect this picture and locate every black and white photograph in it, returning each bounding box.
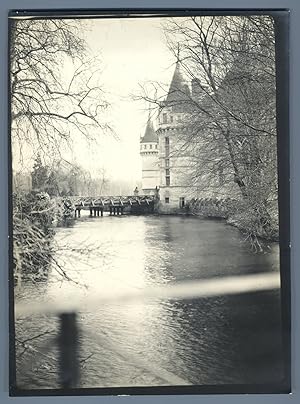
[9,10,290,395]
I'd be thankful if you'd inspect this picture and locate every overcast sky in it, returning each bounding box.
[70,17,176,183]
[12,17,180,185]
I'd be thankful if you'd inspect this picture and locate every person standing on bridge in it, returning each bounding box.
[134,187,139,196]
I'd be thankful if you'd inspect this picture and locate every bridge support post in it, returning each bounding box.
[113,207,116,215]
[78,209,81,218]
[93,208,96,217]
[74,209,77,218]
[101,208,103,217]
[117,207,120,215]
[58,312,80,389]
[121,207,124,215]
[109,206,112,215]
[97,208,100,217]
[89,207,93,217]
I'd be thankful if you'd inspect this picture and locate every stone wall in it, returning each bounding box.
[187,197,237,219]
[156,196,237,217]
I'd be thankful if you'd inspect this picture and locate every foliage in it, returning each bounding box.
[29,158,111,197]
[189,196,278,248]
[13,191,85,287]
[10,17,111,287]
[228,198,279,251]
[45,170,60,197]
[13,191,56,286]
[31,154,49,191]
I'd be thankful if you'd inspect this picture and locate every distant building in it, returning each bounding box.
[140,117,160,195]
[140,61,239,211]
[156,62,195,212]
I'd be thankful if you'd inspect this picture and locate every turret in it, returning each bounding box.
[156,61,192,210]
[158,61,191,126]
[165,62,190,110]
[140,119,158,154]
[140,118,159,195]
[191,78,208,100]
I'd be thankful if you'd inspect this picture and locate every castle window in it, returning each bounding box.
[165,197,170,204]
[166,169,170,176]
[166,159,169,167]
[166,176,170,186]
[170,115,174,123]
[179,197,185,208]
[155,144,158,149]
[165,137,170,157]
[163,113,167,124]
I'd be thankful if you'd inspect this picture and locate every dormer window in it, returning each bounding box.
[150,144,152,149]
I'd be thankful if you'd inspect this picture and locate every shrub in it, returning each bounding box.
[13,191,56,286]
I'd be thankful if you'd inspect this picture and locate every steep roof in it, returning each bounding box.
[165,62,191,112]
[140,119,158,143]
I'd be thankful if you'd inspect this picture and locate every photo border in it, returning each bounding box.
[7,8,291,397]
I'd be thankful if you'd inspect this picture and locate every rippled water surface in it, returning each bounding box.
[15,214,284,389]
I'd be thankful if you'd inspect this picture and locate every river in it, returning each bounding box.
[14,213,284,390]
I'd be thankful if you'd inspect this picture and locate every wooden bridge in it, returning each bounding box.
[66,195,157,217]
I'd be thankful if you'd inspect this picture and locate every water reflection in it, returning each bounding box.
[15,213,283,389]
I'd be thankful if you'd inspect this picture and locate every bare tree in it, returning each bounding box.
[10,18,115,286]
[10,18,112,160]
[136,16,278,243]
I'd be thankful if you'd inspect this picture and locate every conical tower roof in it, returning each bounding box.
[140,118,158,144]
[165,62,191,112]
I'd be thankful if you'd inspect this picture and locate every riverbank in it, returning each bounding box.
[156,197,279,247]
[51,193,279,250]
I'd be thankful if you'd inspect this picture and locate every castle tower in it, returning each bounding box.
[156,62,193,211]
[140,117,159,195]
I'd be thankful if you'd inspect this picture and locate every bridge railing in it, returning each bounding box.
[14,272,280,389]
[67,195,156,205]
